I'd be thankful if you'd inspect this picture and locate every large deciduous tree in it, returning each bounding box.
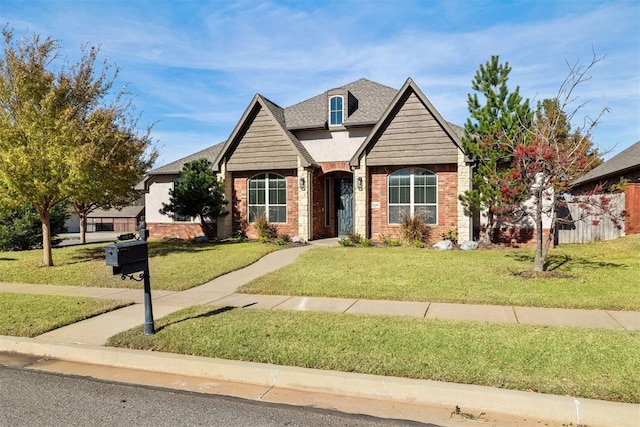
[71,104,156,244]
[495,54,613,272]
[159,159,228,239]
[459,55,533,243]
[0,28,156,265]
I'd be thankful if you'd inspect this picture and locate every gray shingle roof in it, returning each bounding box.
[88,205,144,218]
[572,141,640,186]
[284,78,398,129]
[148,142,224,175]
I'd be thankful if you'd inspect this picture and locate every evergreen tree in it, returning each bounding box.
[459,55,533,242]
[160,159,228,238]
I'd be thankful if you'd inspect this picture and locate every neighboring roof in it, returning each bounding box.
[284,78,398,130]
[572,141,640,187]
[88,204,144,218]
[147,143,224,175]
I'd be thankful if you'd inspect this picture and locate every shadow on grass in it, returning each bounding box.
[66,240,229,264]
[0,257,18,261]
[155,306,236,333]
[507,252,625,271]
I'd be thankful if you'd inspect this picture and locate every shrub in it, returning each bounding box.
[360,238,373,247]
[400,215,430,245]
[255,215,277,240]
[441,227,458,244]
[338,237,353,247]
[388,239,401,247]
[0,204,67,251]
[413,240,425,248]
[274,238,286,246]
[258,236,270,244]
[347,233,362,244]
[279,233,290,243]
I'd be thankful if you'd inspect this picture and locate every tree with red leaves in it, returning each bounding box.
[494,54,621,272]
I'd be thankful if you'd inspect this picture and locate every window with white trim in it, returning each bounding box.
[329,95,343,126]
[388,168,437,224]
[248,173,287,223]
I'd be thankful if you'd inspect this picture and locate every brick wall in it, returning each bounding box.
[369,165,458,243]
[148,222,203,240]
[310,163,352,239]
[232,170,299,239]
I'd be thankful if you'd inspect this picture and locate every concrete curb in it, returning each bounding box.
[1,336,637,427]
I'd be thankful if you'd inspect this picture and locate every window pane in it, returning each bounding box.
[269,205,286,223]
[399,187,410,203]
[426,186,436,203]
[389,206,401,224]
[389,187,400,204]
[329,96,343,125]
[248,206,265,223]
[414,185,426,204]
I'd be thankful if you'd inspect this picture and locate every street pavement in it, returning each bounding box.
[1,239,638,426]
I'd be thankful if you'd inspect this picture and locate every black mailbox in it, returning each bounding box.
[105,240,148,275]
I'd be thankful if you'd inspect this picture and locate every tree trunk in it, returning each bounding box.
[533,190,545,272]
[40,210,54,267]
[484,209,495,244]
[79,214,87,244]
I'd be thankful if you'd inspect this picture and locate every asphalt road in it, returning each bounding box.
[0,365,433,427]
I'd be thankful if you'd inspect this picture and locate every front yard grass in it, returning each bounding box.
[239,234,640,310]
[107,305,640,403]
[0,293,130,337]
[0,240,279,291]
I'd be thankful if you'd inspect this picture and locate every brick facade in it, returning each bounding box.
[311,162,352,239]
[148,222,203,240]
[369,164,458,243]
[232,170,299,239]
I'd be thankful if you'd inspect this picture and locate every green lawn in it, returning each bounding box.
[108,305,640,403]
[0,240,279,291]
[0,293,130,337]
[238,235,640,310]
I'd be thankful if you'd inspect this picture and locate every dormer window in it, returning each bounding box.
[329,95,344,126]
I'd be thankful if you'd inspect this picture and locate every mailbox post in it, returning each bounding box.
[105,217,155,335]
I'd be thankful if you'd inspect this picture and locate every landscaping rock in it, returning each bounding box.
[460,240,479,250]
[193,235,208,243]
[292,236,306,244]
[432,240,453,250]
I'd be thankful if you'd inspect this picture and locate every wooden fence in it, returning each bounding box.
[557,193,626,244]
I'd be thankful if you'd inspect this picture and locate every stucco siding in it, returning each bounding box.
[297,127,370,162]
[145,175,178,223]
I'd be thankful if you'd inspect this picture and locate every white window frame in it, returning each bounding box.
[329,95,344,126]
[387,168,438,225]
[248,173,287,224]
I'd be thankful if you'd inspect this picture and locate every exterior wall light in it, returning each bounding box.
[299,177,306,191]
[357,176,363,191]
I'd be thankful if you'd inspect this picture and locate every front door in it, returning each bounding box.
[336,178,354,236]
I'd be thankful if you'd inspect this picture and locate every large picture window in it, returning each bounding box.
[329,95,343,126]
[388,168,437,224]
[248,173,287,223]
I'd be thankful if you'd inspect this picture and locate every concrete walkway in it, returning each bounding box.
[1,240,639,426]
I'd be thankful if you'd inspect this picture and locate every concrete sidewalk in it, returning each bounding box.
[1,241,639,426]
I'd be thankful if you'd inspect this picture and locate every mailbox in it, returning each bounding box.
[105,240,148,275]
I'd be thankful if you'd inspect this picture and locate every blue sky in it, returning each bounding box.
[2,0,639,166]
